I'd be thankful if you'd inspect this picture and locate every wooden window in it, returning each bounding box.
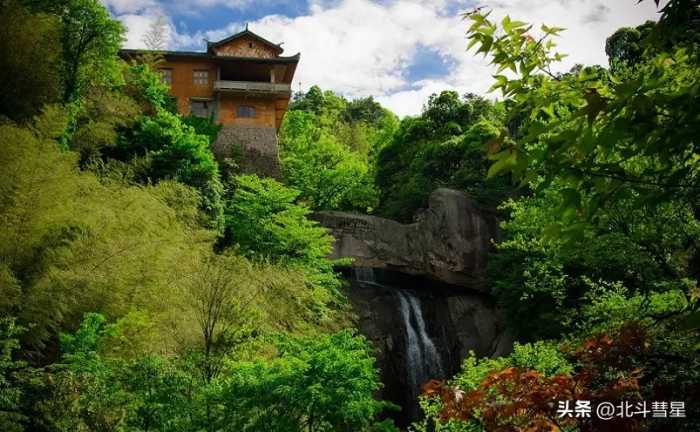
[190,99,214,118]
[159,68,172,86]
[237,105,256,118]
[193,70,209,85]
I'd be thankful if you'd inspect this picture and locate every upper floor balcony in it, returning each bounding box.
[214,80,291,97]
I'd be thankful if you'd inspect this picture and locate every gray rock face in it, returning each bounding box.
[344,269,513,427]
[316,189,511,425]
[315,188,498,291]
[212,125,281,178]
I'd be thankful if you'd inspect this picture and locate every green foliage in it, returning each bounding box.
[182,114,223,144]
[455,5,700,429]
[288,85,325,114]
[0,0,63,122]
[0,119,210,350]
[575,279,691,335]
[60,313,112,366]
[0,317,26,432]
[376,91,509,221]
[281,110,381,211]
[467,3,700,234]
[605,22,654,71]
[344,96,387,126]
[423,92,498,135]
[32,314,191,432]
[18,314,396,432]
[466,2,700,345]
[120,108,225,230]
[452,342,572,393]
[70,87,141,164]
[24,0,125,103]
[123,62,172,113]
[490,188,699,340]
[224,175,331,263]
[280,86,397,212]
[217,330,397,432]
[222,175,343,297]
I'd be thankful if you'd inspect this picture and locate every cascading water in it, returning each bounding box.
[352,267,446,424]
[345,266,510,426]
[396,290,445,404]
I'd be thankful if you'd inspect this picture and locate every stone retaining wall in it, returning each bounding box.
[212,125,281,178]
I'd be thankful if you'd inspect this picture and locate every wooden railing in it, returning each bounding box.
[213,80,291,94]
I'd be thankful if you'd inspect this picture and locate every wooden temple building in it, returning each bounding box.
[120,27,300,177]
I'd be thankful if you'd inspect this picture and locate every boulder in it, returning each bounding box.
[314,188,498,291]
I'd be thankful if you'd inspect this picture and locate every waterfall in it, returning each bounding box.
[350,267,447,420]
[406,293,444,379]
[396,289,445,402]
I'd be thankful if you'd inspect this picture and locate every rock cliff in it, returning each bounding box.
[316,189,511,425]
[344,269,512,426]
[314,188,499,291]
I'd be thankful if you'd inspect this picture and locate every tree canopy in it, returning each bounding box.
[0,0,698,430]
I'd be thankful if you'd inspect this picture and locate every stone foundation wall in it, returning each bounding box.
[212,125,281,178]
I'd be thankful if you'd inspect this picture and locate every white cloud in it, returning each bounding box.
[115,0,666,116]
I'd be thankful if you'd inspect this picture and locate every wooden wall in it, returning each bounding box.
[215,95,288,128]
[160,59,290,129]
[160,59,216,114]
[211,35,279,58]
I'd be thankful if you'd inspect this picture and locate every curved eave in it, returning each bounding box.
[118,49,300,65]
[213,53,300,64]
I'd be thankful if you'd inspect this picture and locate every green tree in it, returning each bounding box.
[439,4,700,427]
[123,63,172,114]
[489,186,699,340]
[120,355,194,432]
[119,108,224,231]
[376,92,507,220]
[222,175,343,292]
[24,0,124,103]
[217,330,397,432]
[289,85,325,115]
[467,0,700,330]
[70,86,141,165]
[183,114,222,145]
[281,110,381,211]
[0,117,211,351]
[280,86,397,213]
[467,2,700,238]
[184,253,261,382]
[223,175,332,263]
[53,313,131,432]
[344,96,386,126]
[0,0,63,122]
[0,317,26,432]
[604,21,654,71]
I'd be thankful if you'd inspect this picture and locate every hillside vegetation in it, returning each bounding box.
[0,0,698,431]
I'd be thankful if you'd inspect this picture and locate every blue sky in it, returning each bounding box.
[106,0,665,116]
[168,1,309,36]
